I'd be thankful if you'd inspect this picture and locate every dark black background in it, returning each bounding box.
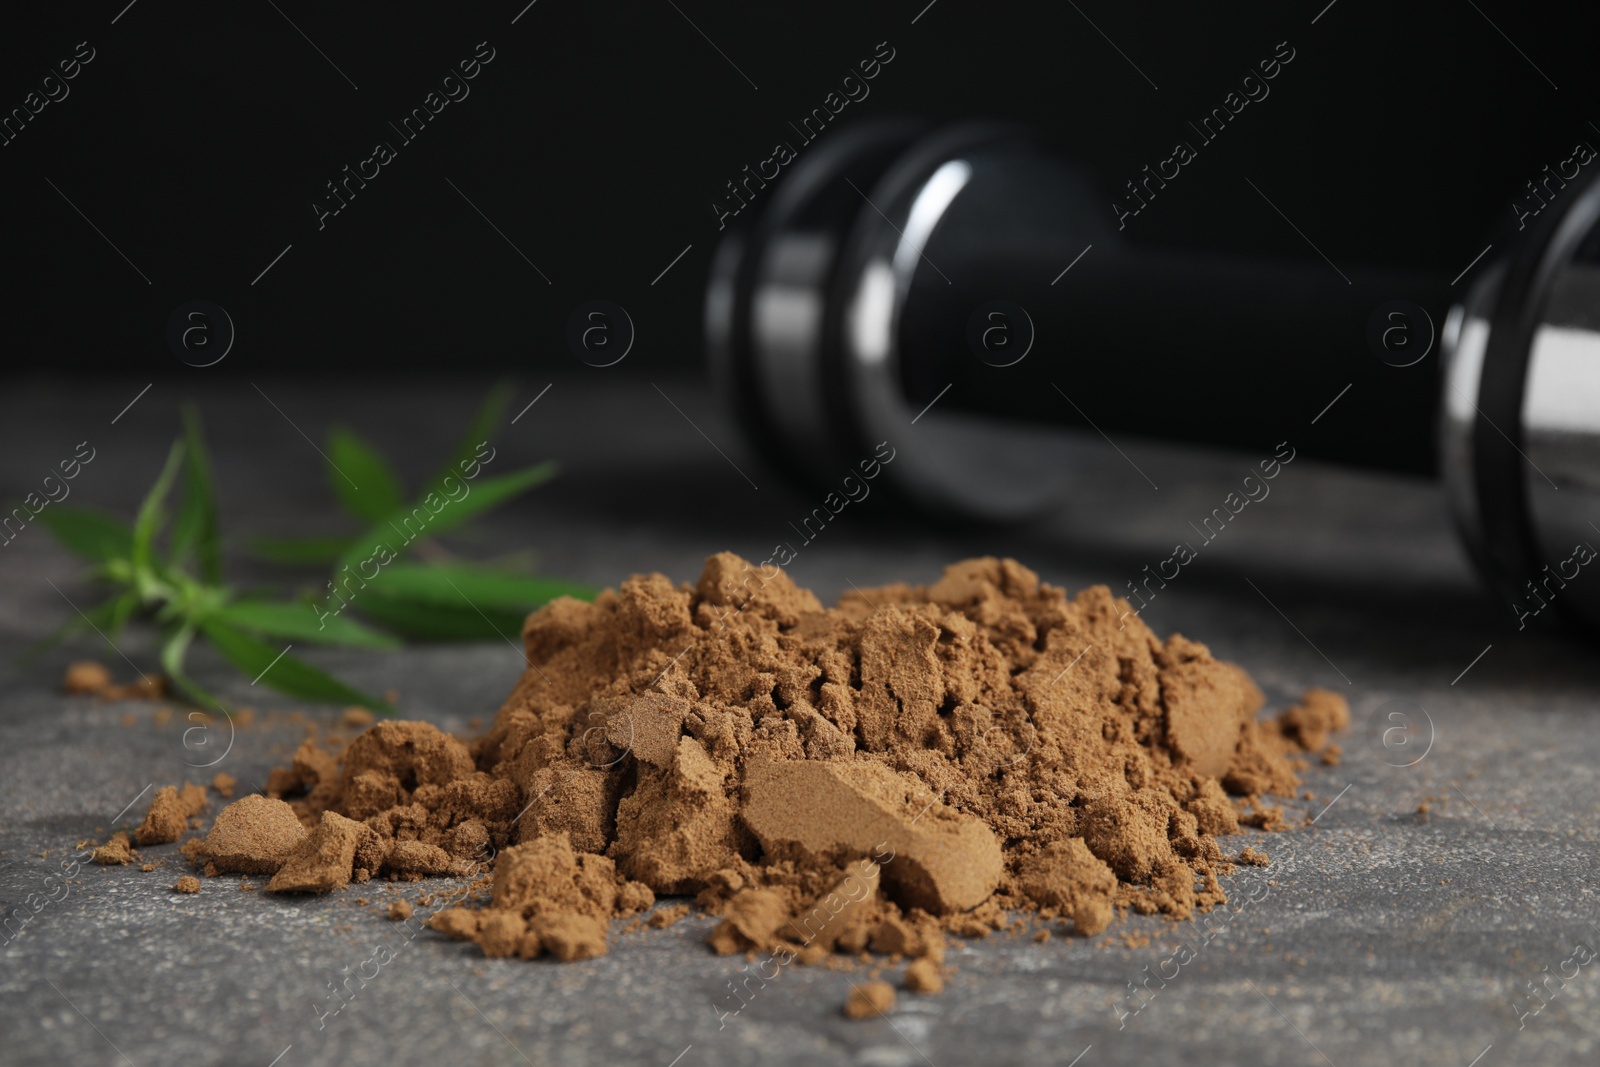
[2,0,1596,379]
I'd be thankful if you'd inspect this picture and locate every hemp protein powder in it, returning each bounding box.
[164,555,1346,987]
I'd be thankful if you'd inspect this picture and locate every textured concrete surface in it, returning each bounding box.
[2,378,1597,1067]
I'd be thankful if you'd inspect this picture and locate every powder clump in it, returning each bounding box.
[135,783,208,846]
[1015,838,1117,936]
[844,980,896,1019]
[260,554,1344,984]
[194,795,308,875]
[742,760,1000,915]
[92,832,135,866]
[267,811,370,893]
[904,957,945,994]
[428,833,651,961]
[63,660,112,695]
[61,659,166,701]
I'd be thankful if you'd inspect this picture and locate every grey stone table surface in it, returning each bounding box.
[1,376,1597,1067]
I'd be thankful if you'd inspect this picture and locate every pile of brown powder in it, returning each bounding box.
[163,555,1346,986]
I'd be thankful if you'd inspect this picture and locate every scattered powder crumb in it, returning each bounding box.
[180,783,206,810]
[648,903,691,929]
[1238,847,1269,866]
[174,875,201,893]
[63,660,111,694]
[135,783,208,845]
[244,555,1345,999]
[92,832,134,866]
[111,675,166,701]
[153,706,174,726]
[212,773,237,799]
[904,958,944,994]
[389,900,414,921]
[844,980,896,1019]
[342,707,375,728]
[1242,804,1287,832]
[64,660,168,701]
